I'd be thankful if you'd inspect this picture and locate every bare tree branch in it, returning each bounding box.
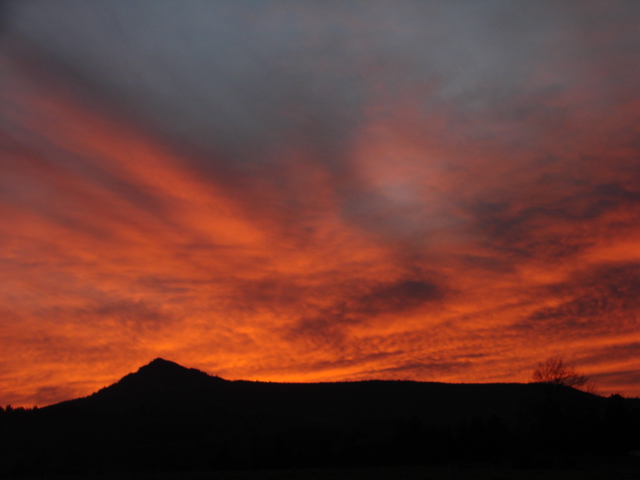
[531,357,588,389]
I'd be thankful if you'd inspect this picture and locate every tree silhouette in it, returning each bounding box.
[531,356,588,389]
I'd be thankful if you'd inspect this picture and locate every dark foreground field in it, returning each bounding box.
[10,461,640,480]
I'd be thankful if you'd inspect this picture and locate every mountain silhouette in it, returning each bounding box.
[53,358,609,427]
[67,358,227,411]
[2,359,638,475]
[134,357,202,375]
[56,358,572,423]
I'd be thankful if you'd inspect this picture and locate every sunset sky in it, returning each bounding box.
[2,1,640,407]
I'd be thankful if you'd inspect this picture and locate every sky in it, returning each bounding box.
[1,1,640,407]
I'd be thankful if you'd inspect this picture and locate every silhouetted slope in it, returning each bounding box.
[69,358,227,411]
[54,358,602,425]
[2,359,638,475]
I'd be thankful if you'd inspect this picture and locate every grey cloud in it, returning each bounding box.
[4,0,617,168]
[465,180,640,263]
[518,262,640,337]
[5,0,640,252]
[3,0,368,169]
[354,279,444,315]
[284,277,445,349]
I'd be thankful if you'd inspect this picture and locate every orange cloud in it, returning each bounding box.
[2,2,640,406]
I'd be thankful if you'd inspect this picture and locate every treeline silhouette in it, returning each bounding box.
[1,359,639,476]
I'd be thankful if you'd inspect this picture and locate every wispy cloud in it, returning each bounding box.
[1,1,640,405]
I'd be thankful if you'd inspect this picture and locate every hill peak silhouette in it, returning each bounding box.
[121,357,216,385]
[145,357,183,369]
[71,358,226,411]
[137,357,198,376]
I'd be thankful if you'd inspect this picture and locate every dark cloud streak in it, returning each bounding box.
[2,0,640,403]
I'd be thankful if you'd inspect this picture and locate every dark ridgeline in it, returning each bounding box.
[1,358,639,476]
